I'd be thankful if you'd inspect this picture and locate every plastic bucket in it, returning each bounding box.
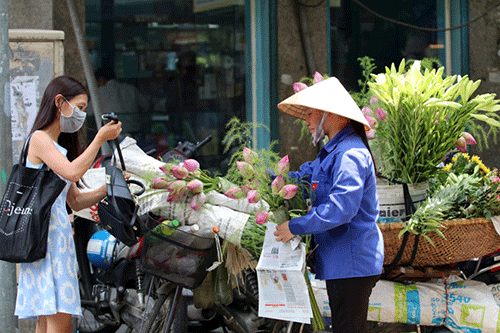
[376,180,429,223]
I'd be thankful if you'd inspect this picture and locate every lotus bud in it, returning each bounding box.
[151,177,169,189]
[187,179,203,194]
[375,107,387,121]
[255,210,269,225]
[170,165,189,179]
[278,184,298,200]
[271,175,285,195]
[167,180,187,194]
[247,190,261,204]
[369,96,379,106]
[159,165,168,174]
[276,155,290,175]
[313,71,324,84]
[190,192,206,210]
[236,161,255,178]
[167,192,182,202]
[456,137,467,153]
[361,106,373,116]
[224,186,244,199]
[243,147,258,164]
[240,185,252,195]
[461,132,477,145]
[293,82,308,93]
[183,159,200,173]
[365,115,378,129]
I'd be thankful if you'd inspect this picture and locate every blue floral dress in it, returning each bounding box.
[15,140,82,318]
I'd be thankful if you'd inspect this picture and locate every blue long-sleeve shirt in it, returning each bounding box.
[288,123,384,280]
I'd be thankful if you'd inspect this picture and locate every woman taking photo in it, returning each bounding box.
[14,76,122,333]
[274,76,384,333]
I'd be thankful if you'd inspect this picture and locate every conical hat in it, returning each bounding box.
[277,77,369,128]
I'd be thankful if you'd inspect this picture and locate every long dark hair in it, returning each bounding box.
[24,76,89,163]
[352,121,377,174]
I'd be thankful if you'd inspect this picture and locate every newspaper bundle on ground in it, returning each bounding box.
[256,222,312,324]
[311,276,500,333]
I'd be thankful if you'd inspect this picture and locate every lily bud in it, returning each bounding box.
[456,137,467,153]
[151,177,169,189]
[224,186,244,199]
[183,159,200,173]
[170,166,189,179]
[187,179,203,194]
[255,210,269,225]
[279,184,298,200]
[236,161,255,178]
[271,175,285,195]
[276,155,290,175]
[461,132,477,145]
[247,190,261,204]
[293,82,308,93]
[190,192,206,210]
[243,147,258,164]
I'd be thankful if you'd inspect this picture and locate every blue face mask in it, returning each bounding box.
[60,98,86,133]
[312,112,327,147]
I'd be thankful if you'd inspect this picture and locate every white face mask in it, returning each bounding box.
[60,98,86,133]
[312,112,328,147]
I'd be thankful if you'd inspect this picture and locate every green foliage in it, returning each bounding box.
[350,56,377,108]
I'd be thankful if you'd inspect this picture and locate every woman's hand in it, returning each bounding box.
[274,221,295,243]
[96,120,122,143]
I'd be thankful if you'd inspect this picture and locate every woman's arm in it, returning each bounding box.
[28,121,121,182]
[66,183,106,212]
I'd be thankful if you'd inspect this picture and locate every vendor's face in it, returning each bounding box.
[304,108,324,134]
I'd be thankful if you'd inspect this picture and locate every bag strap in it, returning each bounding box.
[21,133,50,171]
[108,138,126,171]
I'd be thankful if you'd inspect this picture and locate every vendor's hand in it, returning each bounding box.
[274,221,295,243]
[124,173,131,180]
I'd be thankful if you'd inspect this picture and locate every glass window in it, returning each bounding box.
[86,0,246,171]
[330,0,439,92]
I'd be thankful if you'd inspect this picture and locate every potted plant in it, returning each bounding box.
[362,59,500,222]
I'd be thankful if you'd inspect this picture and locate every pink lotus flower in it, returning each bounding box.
[276,155,290,175]
[366,129,376,139]
[224,186,244,199]
[313,71,324,84]
[279,184,298,200]
[365,115,378,129]
[243,147,258,164]
[151,177,169,189]
[461,132,477,145]
[183,159,200,173]
[271,175,285,195]
[167,180,187,194]
[293,82,308,93]
[190,192,206,210]
[375,107,387,121]
[236,161,255,178]
[456,137,467,153]
[361,106,373,116]
[186,179,203,194]
[247,190,261,203]
[171,166,189,179]
[255,210,269,224]
[369,96,379,106]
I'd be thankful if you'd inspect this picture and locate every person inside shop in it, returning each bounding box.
[14,76,122,333]
[273,75,384,333]
[87,67,159,136]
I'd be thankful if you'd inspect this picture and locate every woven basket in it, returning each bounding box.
[379,218,500,267]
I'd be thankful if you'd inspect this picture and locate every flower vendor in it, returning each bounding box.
[274,75,384,333]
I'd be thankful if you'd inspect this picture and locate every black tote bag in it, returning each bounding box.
[0,136,66,263]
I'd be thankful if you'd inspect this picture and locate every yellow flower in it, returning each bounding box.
[443,163,452,172]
